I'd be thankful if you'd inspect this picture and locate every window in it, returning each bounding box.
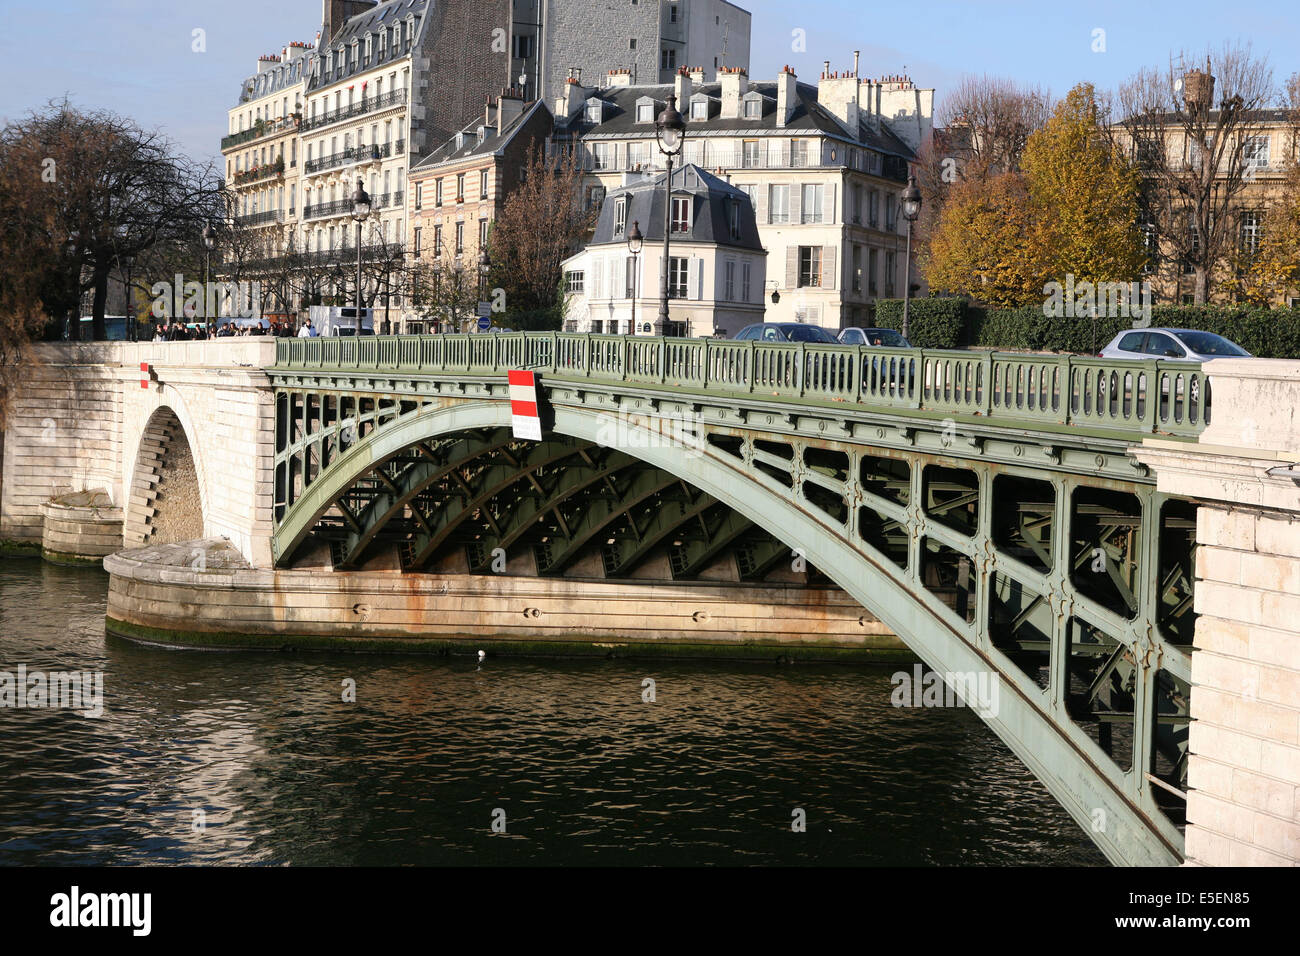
[591,142,614,170]
[738,184,758,209]
[1243,136,1269,169]
[433,225,442,257]
[798,247,822,287]
[691,100,708,120]
[869,190,879,227]
[886,195,898,231]
[852,245,862,293]
[728,200,741,240]
[480,170,489,198]
[769,184,790,224]
[790,139,808,167]
[637,102,654,123]
[742,140,761,168]
[801,184,824,223]
[868,248,878,295]
[668,257,689,298]
[671,196,691,232]
[1140,222,1158,274]
[627,142,651,169]
[415,183,423,210]
[614,198,627,237]
[725,260,736,300]
[661,48,676,71]
[1143,332,1186,358]
[742,262,752,302]
[1241,210,1262,254]
[670,3,678,22]
[744,99,761,120]
[414,227,422,256]
[512,35,534,59]
[852,185,862,224]
[480,219,490,249]
[586,101,603,124]
[455,221,464,254]
[435,179,443,206]
[586,185,606,211]
[885,251,896,295]
[630,38,637,50]
[456,173,465,201]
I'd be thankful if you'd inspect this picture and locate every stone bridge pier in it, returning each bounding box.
[0,341,275,566]
[1137,359,1300,866]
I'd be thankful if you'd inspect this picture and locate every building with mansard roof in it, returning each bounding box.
[561,164,767,336]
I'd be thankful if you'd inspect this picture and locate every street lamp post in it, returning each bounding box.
[64,235,79,341]
[900,175,922,342]
[123,254,135,341]
[478,249,491,331]
[202,220,217,328]
[352,177,372,333]
[654,95,685,336]
[626,220,643,335]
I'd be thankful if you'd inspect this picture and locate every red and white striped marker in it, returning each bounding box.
[507,369,542,441]
[140,362,151,389]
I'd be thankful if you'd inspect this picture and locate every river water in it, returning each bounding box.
[0,561,1103,865]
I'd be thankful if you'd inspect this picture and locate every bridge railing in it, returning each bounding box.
[274,334,1210,437]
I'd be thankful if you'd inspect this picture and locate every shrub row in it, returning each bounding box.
[871,299,1300,357]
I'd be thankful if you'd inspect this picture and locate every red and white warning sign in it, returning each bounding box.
[507,369,542,441]
[140,362,151,389]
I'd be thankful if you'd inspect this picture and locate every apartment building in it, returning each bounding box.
[407,90,554,331]
[222,42,314,261]
[509,0,751,106]
[552,59,933,330]
[561,164,767,336]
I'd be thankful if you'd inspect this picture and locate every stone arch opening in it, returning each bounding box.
[125,407,205,547]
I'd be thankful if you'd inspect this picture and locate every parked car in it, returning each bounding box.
[733,322,840,344]
[838,327,911,348]
[1099,328,1251,361]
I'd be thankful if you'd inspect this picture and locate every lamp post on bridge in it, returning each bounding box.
[202,220,217,328]
[352,177,372,333]
[626,220,643,335]
[900,175,922,343]
[655,95,685,337]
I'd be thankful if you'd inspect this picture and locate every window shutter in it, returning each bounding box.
[610,258,619,299]
[824,182,837,225]
[790,185,802,225]
[785,246,798,289]
[593,258,603,299]
[755,186,767,224]
[690,258,703,300]
[821,246,837,290]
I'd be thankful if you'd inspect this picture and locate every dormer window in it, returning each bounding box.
[614,198,627,237]
[455,131,465,150]
[671,195,691,233]
[691,99,708,120]
[743,96,762,120]
[477,125,486,144]
[585,98,603,124]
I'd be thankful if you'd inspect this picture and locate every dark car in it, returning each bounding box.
[733,322,840,344]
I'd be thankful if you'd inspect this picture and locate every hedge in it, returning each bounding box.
[870,299,1300,358]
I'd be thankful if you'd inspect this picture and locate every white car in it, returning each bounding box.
[1099,328,1251,362]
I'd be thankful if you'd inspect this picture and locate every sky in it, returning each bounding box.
[1,0,1298,164]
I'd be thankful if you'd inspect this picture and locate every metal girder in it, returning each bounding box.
[534,468,684,575]
[401,438,595,570]
[668,507,757,579]
[601,488,717,578]
[328,428,516,568]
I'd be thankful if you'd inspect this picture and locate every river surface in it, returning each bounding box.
[0,561,1104,865]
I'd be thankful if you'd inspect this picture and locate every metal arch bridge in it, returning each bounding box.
[269,333,1212,866]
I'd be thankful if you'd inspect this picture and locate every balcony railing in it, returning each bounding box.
[232,160,285,187]
[304,139,404,176]
[221,114,300,152]
[237,210,285,227]
[300,89,407,134]
[576,140,907,180]
[302,189,406,221]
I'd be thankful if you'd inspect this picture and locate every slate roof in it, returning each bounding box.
[412,100,550,169]
[307,0,428,92]
[585,164,765,251]
[558,80,918,161]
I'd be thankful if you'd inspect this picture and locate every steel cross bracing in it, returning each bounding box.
[268,334,1206,866]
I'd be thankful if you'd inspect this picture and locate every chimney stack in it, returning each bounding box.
[719,66,748,119]
[606,68,634,88]
[675,66,694,113]
[776,66,797,127]
[497,86,525,134]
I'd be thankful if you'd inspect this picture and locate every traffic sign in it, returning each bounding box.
[477,314,491,331]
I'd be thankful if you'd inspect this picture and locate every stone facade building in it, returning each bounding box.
[552,60,933,331]
[561,164,767,336]
[407,92,554,332]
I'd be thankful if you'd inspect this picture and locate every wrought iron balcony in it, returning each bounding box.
[300,89,407,134]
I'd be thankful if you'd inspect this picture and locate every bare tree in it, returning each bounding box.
[1115,44,1277,303]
